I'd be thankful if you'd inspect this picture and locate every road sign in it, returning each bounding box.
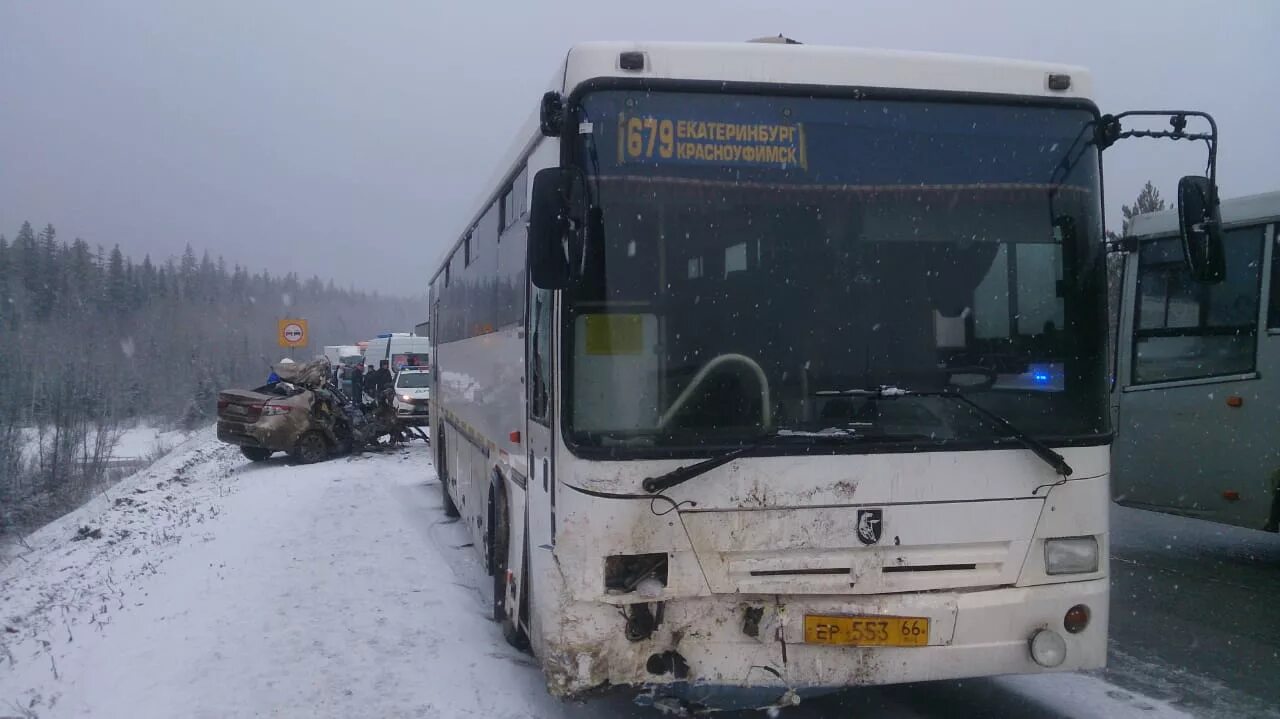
[278,319,308,348]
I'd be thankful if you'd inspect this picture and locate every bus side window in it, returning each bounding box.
[530,289,551,424]
[1132,226,1266,384]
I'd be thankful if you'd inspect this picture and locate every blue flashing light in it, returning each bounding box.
[376,333,392,338]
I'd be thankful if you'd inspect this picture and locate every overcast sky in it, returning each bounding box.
[2,0,1277,296]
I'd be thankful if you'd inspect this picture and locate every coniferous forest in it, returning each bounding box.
[0,220,423,533]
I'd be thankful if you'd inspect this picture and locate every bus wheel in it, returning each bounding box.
[490,486,528,649]
[439,438,459,518]
[442,479,460,518]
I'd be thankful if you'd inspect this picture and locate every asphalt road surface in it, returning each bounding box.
[1103,504,1280,718]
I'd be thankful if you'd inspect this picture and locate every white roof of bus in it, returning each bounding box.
[1130,189,1280,237]
[562,41,1092,100]
[431,41,1095,282]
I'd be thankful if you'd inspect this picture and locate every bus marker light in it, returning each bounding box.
[1063,605,1090,634]
[1226,395,1243,407]
[619,51,645,71]
[509,431,522,444]
[1223,490,1241,501]
[1029,629,1067,667]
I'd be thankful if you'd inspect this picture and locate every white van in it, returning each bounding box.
[323,345,363,367]
[361,333,431,372]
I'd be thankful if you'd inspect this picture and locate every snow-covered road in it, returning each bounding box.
[0,432,1265,718]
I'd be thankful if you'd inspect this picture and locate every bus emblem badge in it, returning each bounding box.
[856,509,883,545]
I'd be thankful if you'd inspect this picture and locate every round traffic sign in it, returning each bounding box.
[283,323,304,342]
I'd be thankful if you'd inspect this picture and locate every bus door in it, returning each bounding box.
[523,284,556,641]
[1113,224,1271,527]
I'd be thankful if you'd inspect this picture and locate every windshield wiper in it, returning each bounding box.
[819,386,1074,477]
[643,385,1071,494]
[642,431,779,494]
[641,428,919,494]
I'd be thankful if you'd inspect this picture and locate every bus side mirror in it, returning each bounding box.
[1178,175,1226,284]
[529,167,577,290]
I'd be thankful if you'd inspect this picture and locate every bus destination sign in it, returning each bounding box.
[616,113,807,170]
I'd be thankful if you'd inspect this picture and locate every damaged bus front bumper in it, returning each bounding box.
[542,578,1108,702]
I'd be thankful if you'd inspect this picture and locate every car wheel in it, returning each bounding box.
[292,431,329,464]
[240,446,273,462]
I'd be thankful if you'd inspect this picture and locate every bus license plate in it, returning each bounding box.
[804,615,930,647]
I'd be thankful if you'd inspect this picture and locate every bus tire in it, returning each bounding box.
[438,435,460,518]
[490,483,528,650]
[442,479,460,518]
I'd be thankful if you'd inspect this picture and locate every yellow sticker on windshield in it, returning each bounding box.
[584,314,643,355]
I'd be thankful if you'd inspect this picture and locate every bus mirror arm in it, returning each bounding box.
[1094,110,1225,285]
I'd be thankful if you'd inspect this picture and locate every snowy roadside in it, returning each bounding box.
[0,434,576,719]
[0,429,238,714]
[108,424,194,462]
[17,422,194,467]
[1,432,1198,719]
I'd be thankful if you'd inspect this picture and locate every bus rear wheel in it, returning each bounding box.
[438,436,459,518]
[442,479,460,518]
[490,485,528,650]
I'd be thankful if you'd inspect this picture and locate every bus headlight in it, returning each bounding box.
[1044,536,1099,575]
[1029,629,1067,667]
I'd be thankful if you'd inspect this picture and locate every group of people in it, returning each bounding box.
[269,357,393,407]
[348,360,392,405]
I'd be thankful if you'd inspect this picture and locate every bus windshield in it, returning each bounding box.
[566,90,1109,452]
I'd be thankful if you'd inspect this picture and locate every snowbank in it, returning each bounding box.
[0,435,579,718]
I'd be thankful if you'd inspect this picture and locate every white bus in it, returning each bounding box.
[1113,190,1280,532]
[428,39,1222,709]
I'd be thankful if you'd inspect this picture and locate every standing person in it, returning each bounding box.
[350,363,365,404]
[366,360,393,402]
